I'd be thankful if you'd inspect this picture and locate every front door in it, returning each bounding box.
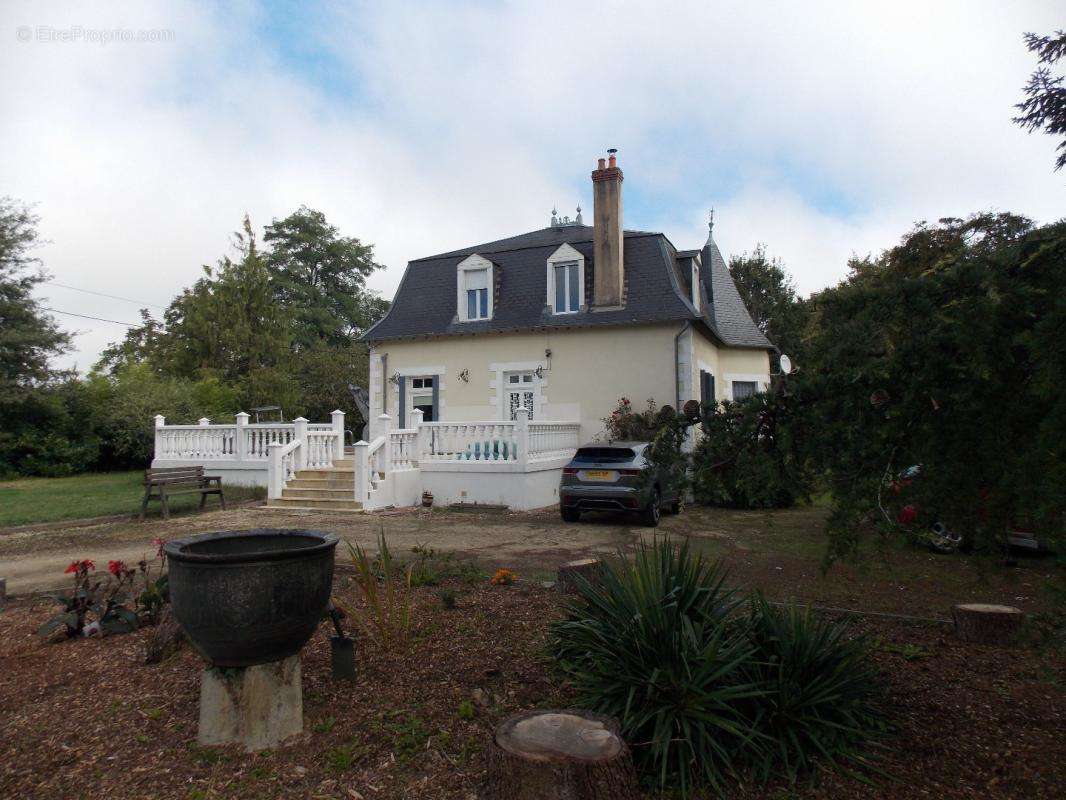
[505,371,538,420]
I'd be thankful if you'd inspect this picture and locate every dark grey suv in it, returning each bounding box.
[559,442,680,526]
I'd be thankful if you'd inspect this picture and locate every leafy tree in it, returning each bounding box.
[1014,30,1066,171]
[802,213,1065,561]
[158,215,291,383]
[264,206,389,348]
[0,198,70,397]
[0,198,76,475]
[728,245,808,364]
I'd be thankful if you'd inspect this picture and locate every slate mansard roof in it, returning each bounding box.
[362,224,773,350]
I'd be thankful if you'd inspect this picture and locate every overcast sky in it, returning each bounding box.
[3,0,1064,372]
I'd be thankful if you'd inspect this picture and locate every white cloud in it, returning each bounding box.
[2,0,1063,370]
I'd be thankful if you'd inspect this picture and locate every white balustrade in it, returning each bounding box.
[528,421,581,460]
[244,424,296,460]
[388,429,419,471]
[418,421,520,462]
[267,439,301,499]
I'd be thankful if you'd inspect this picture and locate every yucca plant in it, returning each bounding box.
[335,529,413,651]
[742,594,886,783]
[549,537,762,795]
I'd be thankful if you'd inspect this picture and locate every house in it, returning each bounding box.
[362,151,773,445]
[150,152,773,512]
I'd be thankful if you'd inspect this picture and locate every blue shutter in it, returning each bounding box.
[431,378,440,422]
[467,290,476,320]
[398,379,406,428]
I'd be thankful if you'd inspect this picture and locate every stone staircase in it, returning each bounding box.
[266,455,368,512]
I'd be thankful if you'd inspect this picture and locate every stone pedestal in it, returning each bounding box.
[198,655,302,751]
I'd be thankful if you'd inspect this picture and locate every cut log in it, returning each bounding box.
[556,558,604,594]
[486,709,640,800]
[953,603,1024,645]
[144,606,184,664]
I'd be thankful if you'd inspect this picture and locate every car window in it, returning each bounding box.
[572,447,636,463]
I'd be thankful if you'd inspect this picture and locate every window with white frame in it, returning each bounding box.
[410,376,435,421]
[457,254,493,322]
[546,243,584,315]
[731,380,758,401]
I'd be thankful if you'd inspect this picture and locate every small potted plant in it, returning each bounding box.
[422,490,434,508]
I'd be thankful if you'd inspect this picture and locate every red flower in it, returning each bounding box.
[108,560,128,577]
[65,559,95,575]
[898,505,918,525]
[152,537,166,557]
[64,561,80,574]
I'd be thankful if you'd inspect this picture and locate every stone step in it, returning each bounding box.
[280,487,354,500]
[287,478,355,490]
[267,497,364,510]
[295,468,355,479]
[331,459,354,468]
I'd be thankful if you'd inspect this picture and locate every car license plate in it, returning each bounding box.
[582,470,616,482]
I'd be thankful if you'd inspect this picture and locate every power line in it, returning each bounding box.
[40,307,137,327]
[43,281,164,309]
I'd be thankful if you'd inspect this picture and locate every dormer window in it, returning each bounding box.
[457,254,494,322]
[546,243,585,315]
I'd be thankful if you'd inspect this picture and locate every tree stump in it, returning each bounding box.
[144,606,184,664]
[556,559,604,595]
[953,603,1024,645]
[486,709,640,800]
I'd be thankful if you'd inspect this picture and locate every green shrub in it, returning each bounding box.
[743,595,886,782]
[549,538,758,794]
[549,538,885,795]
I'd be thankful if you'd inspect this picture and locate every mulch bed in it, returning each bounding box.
[0,578,1062,800]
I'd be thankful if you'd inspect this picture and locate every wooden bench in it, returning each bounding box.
[141,466,225,520]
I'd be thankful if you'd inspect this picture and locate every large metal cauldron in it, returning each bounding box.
[165,529,338,667]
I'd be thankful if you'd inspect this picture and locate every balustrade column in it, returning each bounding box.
[515,407,530,468]
[378,413,392,472]
[331,409,345,461]
[234,412,249,462]
[293,417,308,471]
[353,440,370,502]
[410,408,424,465]
[153,414,165,460]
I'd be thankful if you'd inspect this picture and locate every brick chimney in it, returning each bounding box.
[592,149,624,308]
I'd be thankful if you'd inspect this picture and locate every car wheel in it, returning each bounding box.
[560,506,581,523]
[642,489,661,527]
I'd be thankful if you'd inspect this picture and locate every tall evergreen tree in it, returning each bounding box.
[0,197,70,398]
[728,245,807,363]
[264,206,389,348]
[1014,30,1066,171]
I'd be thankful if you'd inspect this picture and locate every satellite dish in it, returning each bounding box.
[779,354,793,375]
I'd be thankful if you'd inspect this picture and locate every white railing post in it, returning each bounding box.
[293,417,308,471]
[234,412,249,462]
[331,409,345,461]
[153,414,165,460]
[515,407,530,468]
[353,440,369,503]
[378,413,392,471]
[410,408,424,465]
[267,442,283,500]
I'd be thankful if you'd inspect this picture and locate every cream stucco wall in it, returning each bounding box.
[370,323,684,443]
[690,328,771,402]
[368,323,771,444]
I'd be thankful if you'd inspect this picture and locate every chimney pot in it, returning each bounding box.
[597,157,606,170]
[608,154,617,168]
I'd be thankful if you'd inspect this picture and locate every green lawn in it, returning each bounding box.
[0,471,265,527]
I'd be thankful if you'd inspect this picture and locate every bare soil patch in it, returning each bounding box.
[0,578,1062,800]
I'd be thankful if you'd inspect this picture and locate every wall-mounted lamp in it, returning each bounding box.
[534,366,544,379]
[388,372,401,386]
[458,368,470,383]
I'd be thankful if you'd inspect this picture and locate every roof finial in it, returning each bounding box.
[551,206,558,227]
[705,207,715,245]
[575,205,583,225]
